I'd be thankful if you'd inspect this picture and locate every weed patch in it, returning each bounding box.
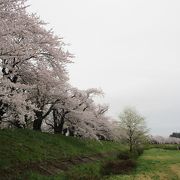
[101,159,137,175]
[117,151,131,160]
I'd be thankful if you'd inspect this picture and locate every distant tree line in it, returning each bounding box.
[170,132,180,138]
[150,136,180,144]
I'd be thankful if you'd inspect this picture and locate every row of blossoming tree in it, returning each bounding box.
[0,0,118,140]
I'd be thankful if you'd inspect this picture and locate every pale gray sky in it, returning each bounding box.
[29,0,180,136]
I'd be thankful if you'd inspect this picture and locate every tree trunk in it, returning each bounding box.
[0,101,8,125]
[69,126,75,137]
[33,104,55,131]
[53,109,65,134]
[129,143,133,152]
[33,111,43,131]
[129,135,133,152]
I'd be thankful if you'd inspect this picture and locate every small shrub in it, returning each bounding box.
[101,159,136,175]
[117,148,144,161]
[117,151,131,160]
[136,147,144,156]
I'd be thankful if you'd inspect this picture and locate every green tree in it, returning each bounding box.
[119,107,149,152]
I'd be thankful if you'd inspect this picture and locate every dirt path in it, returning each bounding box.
[1,151,118,179]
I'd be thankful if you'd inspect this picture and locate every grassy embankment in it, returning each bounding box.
[0,129,126,179]
[1,129,179,180]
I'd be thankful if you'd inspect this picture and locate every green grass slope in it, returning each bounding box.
[0,129,124,179]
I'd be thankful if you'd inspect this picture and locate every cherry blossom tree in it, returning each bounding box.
[0,0,71,129]
[0,0,116,141]
[0,0,71,84]
[44,88,115,140]
[45,88,102,134]
[0,79,35,128]
[26,66,70,131]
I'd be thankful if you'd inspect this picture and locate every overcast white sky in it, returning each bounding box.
[29,0,180,136]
